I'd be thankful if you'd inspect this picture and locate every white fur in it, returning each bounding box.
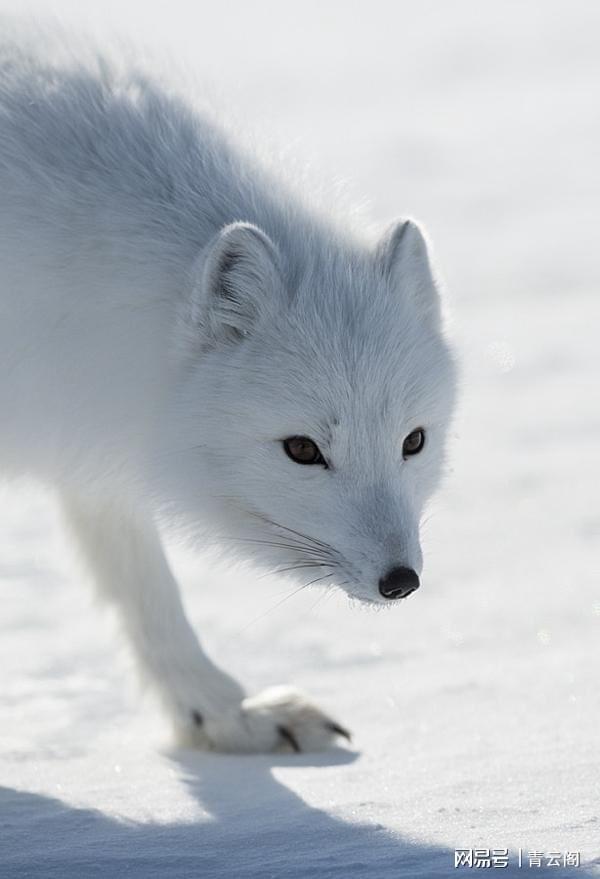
[0,30,456,752]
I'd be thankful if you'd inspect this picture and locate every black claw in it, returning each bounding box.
[191,710,203,727]
[326,721,352,741]
[277,724,301,753]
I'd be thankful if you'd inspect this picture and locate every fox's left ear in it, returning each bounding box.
[375,219,441,322]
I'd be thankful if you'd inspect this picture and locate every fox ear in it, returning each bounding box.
[376,219,441,321]
[192,222,282,345]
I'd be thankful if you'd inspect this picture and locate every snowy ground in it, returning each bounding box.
[1,1,599,877]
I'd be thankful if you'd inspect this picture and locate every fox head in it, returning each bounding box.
[165,218,456,605]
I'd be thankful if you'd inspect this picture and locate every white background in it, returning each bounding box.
[1,2,599,876]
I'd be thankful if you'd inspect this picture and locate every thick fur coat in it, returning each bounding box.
[0,30,456,752]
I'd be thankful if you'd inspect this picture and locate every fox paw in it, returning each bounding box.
[185,686,351,754]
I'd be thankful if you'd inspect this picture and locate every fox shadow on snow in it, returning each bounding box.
[1,749,597,879]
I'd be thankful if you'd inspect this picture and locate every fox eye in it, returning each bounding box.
[283,436,327,467]
[402,428,426,458]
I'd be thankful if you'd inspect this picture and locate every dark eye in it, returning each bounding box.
[283,436,327,466]
[402,428,426,458]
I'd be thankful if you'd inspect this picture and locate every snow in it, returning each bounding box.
[0,1,599,876]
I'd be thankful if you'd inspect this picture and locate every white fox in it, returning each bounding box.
[0,33,456,753]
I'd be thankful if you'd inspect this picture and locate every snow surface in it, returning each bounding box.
[0,1,599,876]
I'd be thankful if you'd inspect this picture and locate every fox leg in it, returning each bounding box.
[60,492,348,753]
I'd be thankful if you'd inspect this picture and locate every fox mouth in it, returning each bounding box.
[230,506,422,606]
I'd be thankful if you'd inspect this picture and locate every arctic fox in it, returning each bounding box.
[0,34,456,753]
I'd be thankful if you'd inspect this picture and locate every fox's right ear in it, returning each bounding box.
[191,222,282,346]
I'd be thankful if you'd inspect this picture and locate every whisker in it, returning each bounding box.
[220,536,335,563]
[303,571,337,589]
[237,582,310,631]
[258,561,332,580]
[308,589,330,614]
[222,535,329,553]
[248,511,340,555]
[240,565,339,631]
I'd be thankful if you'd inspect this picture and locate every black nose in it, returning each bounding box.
[378,566,420,600]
